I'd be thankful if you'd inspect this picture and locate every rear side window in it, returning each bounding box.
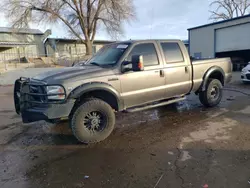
[161,43,184,63]
[127,43,159,66]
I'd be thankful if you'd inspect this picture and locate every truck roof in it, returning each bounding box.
[117,39,182,44]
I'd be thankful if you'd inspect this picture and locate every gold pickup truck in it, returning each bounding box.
[14,40,232,143]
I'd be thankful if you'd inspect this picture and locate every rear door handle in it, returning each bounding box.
[185,66,188,73]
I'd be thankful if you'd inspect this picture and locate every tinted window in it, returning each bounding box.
[127,43,159,66]
[161,43,184,63]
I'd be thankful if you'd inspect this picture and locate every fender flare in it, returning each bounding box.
[68,82,124,110]
[201,66,225,91]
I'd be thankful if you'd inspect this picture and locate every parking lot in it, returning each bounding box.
[0,72,250,188]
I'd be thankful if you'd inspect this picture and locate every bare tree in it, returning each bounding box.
[209,0,250,22]
[4,0,135,55]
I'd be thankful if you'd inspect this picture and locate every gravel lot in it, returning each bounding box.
[0,71,250,188]
[0,68,58,85]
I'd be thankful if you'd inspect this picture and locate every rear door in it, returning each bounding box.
[120,42,165,108]
[159,41,192,98]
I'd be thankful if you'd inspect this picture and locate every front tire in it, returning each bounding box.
[199,79,223,107]
[71,98,115,143]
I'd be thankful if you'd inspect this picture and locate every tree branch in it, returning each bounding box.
[209,0,250,21]
[32,5,85,43]
[62,0,77,12]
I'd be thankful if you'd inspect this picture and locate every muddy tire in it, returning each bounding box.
[199,79,223,107]
[71,98,115,143]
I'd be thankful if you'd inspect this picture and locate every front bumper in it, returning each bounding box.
[241,72,250,82]
[20,102,75,123]
[14,78,75,123]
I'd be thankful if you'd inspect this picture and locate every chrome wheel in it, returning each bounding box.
[83,111,107,132]
[210,86,219,100]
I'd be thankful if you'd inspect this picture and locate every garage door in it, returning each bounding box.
[216,23,250,53]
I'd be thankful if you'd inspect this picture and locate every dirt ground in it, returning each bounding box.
[0,73,250,188]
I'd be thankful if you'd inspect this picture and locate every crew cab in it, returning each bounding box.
[14,40,232,143]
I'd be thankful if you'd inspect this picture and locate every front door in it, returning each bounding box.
[159,42,192,98]
[119,42,165,108]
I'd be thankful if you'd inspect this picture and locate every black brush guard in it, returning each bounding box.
[14,77,67,116]
[14,77,75,123]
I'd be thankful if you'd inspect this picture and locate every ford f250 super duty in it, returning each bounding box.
[14,40,232,143]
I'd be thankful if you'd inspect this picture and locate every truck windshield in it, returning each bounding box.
[86,43,130,66]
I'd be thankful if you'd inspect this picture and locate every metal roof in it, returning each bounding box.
[188,14,250,30]
[0,41,31,47]
[0,27,44,35]
[46,37,115,44]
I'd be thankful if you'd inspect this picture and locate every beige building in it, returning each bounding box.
[188,15,250,70]
[0,27,51,63]
[0,27,114,66]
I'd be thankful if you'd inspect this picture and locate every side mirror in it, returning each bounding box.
[132,55,144,71]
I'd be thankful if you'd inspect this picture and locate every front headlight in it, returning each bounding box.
[46,85,65,100]
[242,68,247,74]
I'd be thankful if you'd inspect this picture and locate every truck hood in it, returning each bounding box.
[33,65,114,84]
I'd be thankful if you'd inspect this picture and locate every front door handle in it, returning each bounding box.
[185,66,188,73]
[160,70,164,77]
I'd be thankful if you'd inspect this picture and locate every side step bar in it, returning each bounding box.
[125,96,186,113]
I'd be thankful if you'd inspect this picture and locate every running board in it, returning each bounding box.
[125,97,186,113]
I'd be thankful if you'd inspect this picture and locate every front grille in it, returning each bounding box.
[246,74,250,80]
[20,83,48,107]
[29,85,47,103]
[15,77,66,106]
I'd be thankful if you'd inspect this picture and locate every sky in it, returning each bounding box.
[0,0,213,40]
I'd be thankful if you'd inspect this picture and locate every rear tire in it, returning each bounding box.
[71,98,115,143]
[199,79,223,107]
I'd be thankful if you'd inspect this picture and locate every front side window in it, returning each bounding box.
[161,42,184,63]
[127,43,159,66]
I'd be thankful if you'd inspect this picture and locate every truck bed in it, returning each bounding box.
[192,58,232,91]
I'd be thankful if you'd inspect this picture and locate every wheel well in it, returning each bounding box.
[78,90,119,111]
[196,70,225,95]
[208,71,224,85]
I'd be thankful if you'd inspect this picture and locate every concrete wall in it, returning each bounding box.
[189,16,250,59]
